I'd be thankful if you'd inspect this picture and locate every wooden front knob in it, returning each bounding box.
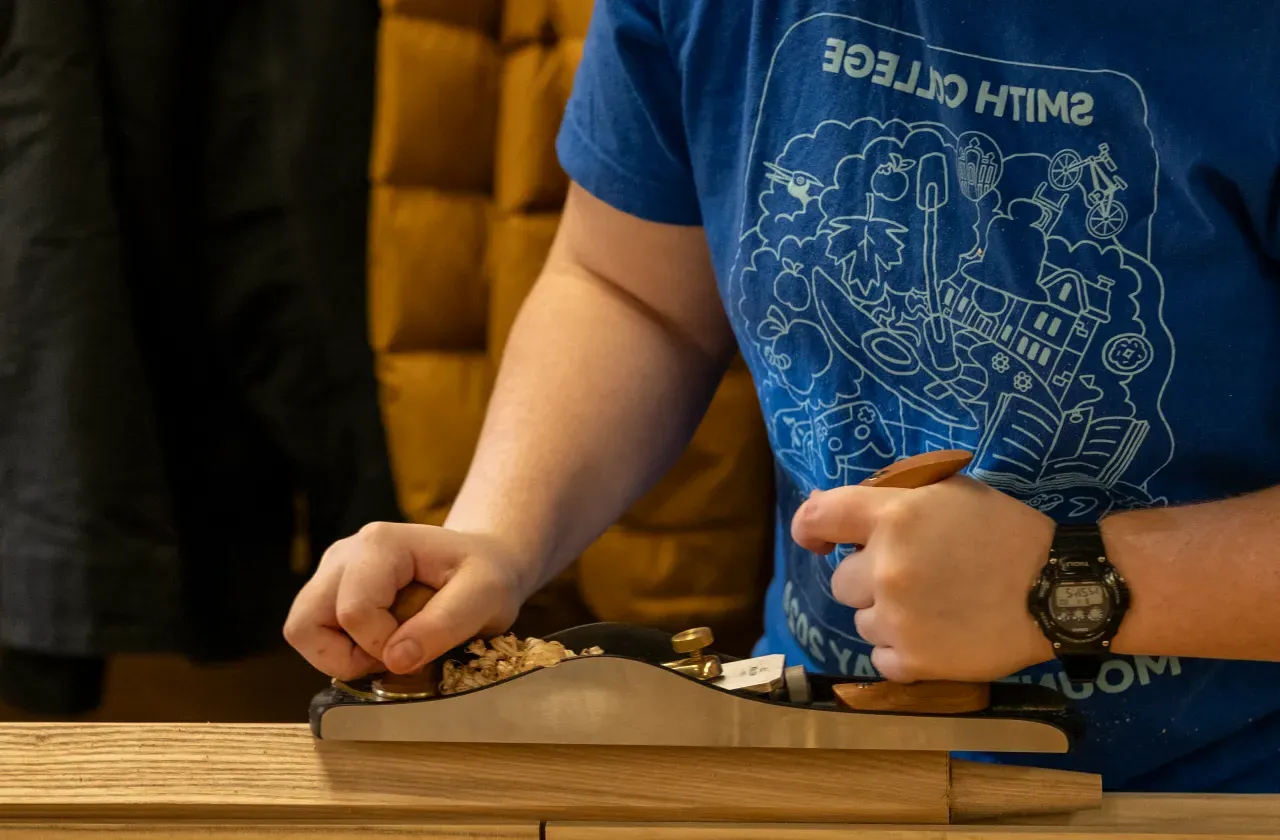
[371,581,441,692]
[389,580,437,624]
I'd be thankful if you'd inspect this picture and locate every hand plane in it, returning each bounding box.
[309,450,1082,755]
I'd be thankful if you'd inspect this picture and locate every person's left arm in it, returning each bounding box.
[790,476,1280,683]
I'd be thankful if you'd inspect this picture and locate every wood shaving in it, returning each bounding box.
[439,634,604,695]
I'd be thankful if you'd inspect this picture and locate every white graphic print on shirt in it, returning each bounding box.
[725,14,1176,677]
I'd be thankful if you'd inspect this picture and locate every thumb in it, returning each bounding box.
[382,561,512,673]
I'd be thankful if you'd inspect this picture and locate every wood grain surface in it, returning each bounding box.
[0,723,1271,837]
[548,827,1276,840]
[2,823,1276,840]
[0,828,536,840]
[1,829,1275,840]
[949,759,1099,822]
[544,794,1280,837]
[987,791,1280,831]
[0,723,955,824]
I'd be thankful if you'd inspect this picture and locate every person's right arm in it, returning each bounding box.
[283,182,736,678]
[284,0,718,680]
[446,181,737,594]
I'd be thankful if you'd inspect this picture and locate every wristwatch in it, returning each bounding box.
[1027,522,1130,683]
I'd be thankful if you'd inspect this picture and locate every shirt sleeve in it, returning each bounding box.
[555,0,702,226]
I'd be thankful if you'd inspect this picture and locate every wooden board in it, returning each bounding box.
[2,817,1277,840]
[548,794,1280,838]
[0,723,954,824]
[0,829,535,839]
[548,828,1276,840]
[0,724,1275,838]
[989,791,1280,833]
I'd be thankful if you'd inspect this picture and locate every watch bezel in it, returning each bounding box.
[1028,565,1128,649]
[1028,524,1130,657]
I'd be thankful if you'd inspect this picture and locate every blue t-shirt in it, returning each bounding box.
[556,0,1280,792]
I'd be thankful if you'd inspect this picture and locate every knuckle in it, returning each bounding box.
[314,543,347,576]
[877,607,903,638]
[792,499,824,537]
[799,496,826,524]
[889,661,918,684]
[877,497,916,531]
[872,559,906,593]
[830,575,854,606]
[282,600,319,647]
[357,520,395,544]
[319,536,348,561]
[334,600,370,629]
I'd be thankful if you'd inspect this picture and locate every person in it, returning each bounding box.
[284,1,1280,792]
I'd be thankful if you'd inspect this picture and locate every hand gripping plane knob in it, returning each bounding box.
[366,581,442,701]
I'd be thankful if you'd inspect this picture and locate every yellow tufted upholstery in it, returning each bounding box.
[367,0,775,640]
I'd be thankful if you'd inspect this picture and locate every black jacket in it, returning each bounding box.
[0,0,402,714]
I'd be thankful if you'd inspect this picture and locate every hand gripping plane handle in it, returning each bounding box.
[382,451,986,714]
[825,449,992,716]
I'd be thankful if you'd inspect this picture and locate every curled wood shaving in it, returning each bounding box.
[439,634,604,695]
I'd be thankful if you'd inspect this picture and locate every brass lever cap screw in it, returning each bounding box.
[671,627,713,655]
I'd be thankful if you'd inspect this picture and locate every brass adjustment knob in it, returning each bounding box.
[663,627,722,681]
[671,627,713,655]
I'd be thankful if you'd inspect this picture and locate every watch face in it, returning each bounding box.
[1048,581,1110,636]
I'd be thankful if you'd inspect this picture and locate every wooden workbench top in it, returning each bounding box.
[0,723,1275,838]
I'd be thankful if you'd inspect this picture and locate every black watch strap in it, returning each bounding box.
[1059,653,1103,683]
[1051,522,1107,565]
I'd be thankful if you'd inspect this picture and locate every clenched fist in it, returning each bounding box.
[283,522,534,680]
[791,475,1057,683]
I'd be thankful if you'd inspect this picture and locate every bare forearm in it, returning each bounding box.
[1106,485,1280,661]
[443,262,728,596]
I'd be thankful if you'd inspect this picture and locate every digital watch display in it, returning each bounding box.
[1049,582,1109,635]
[1028,523,1129,683]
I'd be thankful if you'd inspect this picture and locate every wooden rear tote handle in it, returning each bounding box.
[826,449,992,715]
[859,448,974,490]
[831,678,990,714]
